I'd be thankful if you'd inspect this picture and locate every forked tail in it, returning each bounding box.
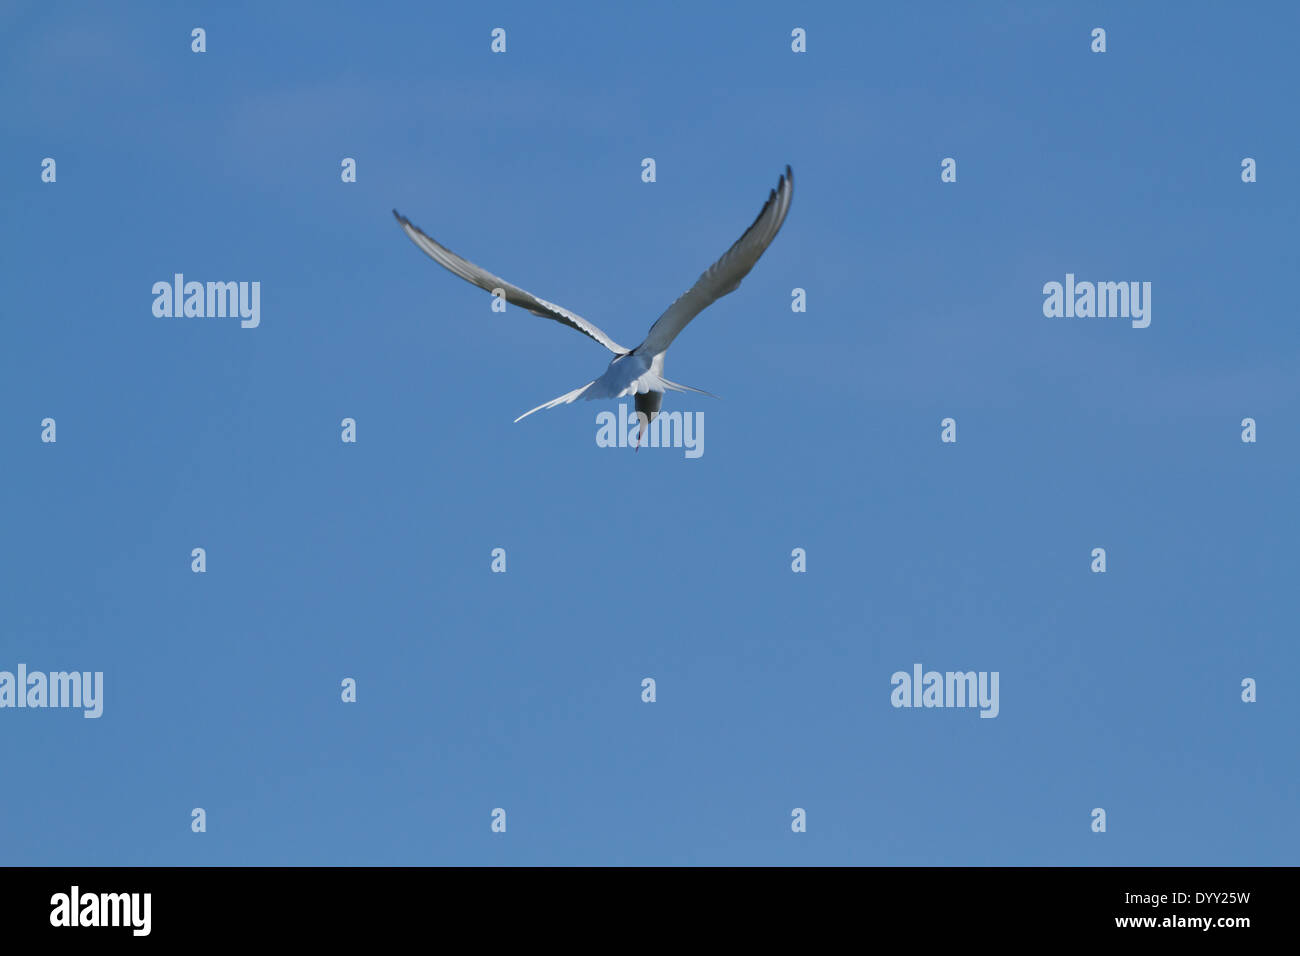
[660,378,719,399]
[513,380,596,423]
[513,375,717,425]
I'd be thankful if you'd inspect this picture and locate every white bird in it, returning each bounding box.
[393,165,793,441]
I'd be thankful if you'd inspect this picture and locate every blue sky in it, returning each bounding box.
[2,1,1296,865]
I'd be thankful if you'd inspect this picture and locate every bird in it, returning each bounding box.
[393,165,793,444]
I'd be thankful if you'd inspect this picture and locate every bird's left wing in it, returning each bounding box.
[636,165,793,356]
[393,210,629,355]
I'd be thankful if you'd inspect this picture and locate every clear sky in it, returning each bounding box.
[2,1,1296,865]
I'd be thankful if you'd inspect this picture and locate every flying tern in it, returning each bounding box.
[393,165,793,442]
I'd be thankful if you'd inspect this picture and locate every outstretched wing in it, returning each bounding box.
[636,166,793,356]
[393,210,629,355]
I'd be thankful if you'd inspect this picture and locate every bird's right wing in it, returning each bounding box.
[393,210,629,355]
[636,166,793,356]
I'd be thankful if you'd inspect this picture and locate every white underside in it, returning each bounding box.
[514,352,712,423]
